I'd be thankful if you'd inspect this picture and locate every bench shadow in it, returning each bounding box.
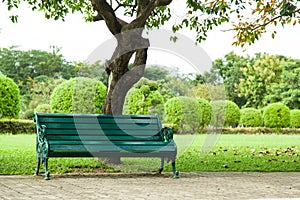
[39,172,173,179]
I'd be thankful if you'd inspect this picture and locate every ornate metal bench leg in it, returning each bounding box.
[157,158,164,174]
[172,161,179,179]
[43,158,50,180]
[34,157,41,176]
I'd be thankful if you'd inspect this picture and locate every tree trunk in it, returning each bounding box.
[90,0,172,165]
[102,32,149,115]
[100,32,148,164]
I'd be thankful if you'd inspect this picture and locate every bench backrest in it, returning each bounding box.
[35,113,164,145]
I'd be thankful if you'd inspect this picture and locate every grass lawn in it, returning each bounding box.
[0,134,299,175]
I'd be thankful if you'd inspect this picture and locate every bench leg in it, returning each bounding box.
[158,158,164,174]
[34,157,41,176]
[43,158,50,180]
[171,161,179,179]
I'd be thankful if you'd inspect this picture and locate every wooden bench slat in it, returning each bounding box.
[38,117,158,124]
[47,135,162,141]
[45,129,160,136]
[49,140,169,145]
[49,144,176,152]
[43,123,159,130]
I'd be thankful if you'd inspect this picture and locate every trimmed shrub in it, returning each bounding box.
[35,104,51,113]
[239,108,263,127]
[211,100,240,127]
[50,77,106,113]
[263,103,290,128]
[0,74,20,118]
[164,96,199,133]
[0,119,35,134]
[290,109,300,128]
[127,87,164,115]
[126,78,164,117]
[198,98,212,129]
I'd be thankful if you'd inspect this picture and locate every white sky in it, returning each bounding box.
[1,2,300,73]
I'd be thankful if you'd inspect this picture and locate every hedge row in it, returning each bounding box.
[0,119,299,135]
[0,119,35,134]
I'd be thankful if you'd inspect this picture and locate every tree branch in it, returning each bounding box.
[154,0,172,7]
[91,0,122,34]
[126,0,169,29]
[222,7,300,32]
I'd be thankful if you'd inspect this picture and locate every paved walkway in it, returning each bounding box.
[0,172,300,200]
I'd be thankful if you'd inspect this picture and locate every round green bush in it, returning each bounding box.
[263,103,290,128]
[239,108,263,127]
[164,96,199,133]
[290,109,300,128]
[198,98,212,129]
[50,77,106,113]
[211,100,240,127]
[35,104,52,113]
[0,74,20,118]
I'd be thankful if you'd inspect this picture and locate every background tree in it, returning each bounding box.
[237,53,284,108]
[266,58,300,109]
[0,46,76,95]
[212,52,247,107]
[143,65,170,81]
[3,0,300,114]
[74,61,108,85]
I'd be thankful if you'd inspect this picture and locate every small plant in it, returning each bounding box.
[239,108,263,127]
[290,109,300,128]
[0,74,20,119]
[263,103,290,128]
[50,77,106,113]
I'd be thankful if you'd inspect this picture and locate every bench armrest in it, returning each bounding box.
[36,125,49,159]
[160,127,173,142]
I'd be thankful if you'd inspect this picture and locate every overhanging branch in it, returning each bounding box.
[222,7,300,32]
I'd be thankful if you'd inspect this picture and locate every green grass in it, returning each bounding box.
[172,134,300,172]
[0,134,299,175]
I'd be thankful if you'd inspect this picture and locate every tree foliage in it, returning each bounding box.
[174,0,300,45]
[3,0,300,114]
[143,65,170,81]
[237,53,284,108]
[211,52,247,107]
[266,58,300,109]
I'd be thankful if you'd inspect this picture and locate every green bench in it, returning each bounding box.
[33,113,178,180]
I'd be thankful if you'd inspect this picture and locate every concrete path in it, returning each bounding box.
[0,172,300,200]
